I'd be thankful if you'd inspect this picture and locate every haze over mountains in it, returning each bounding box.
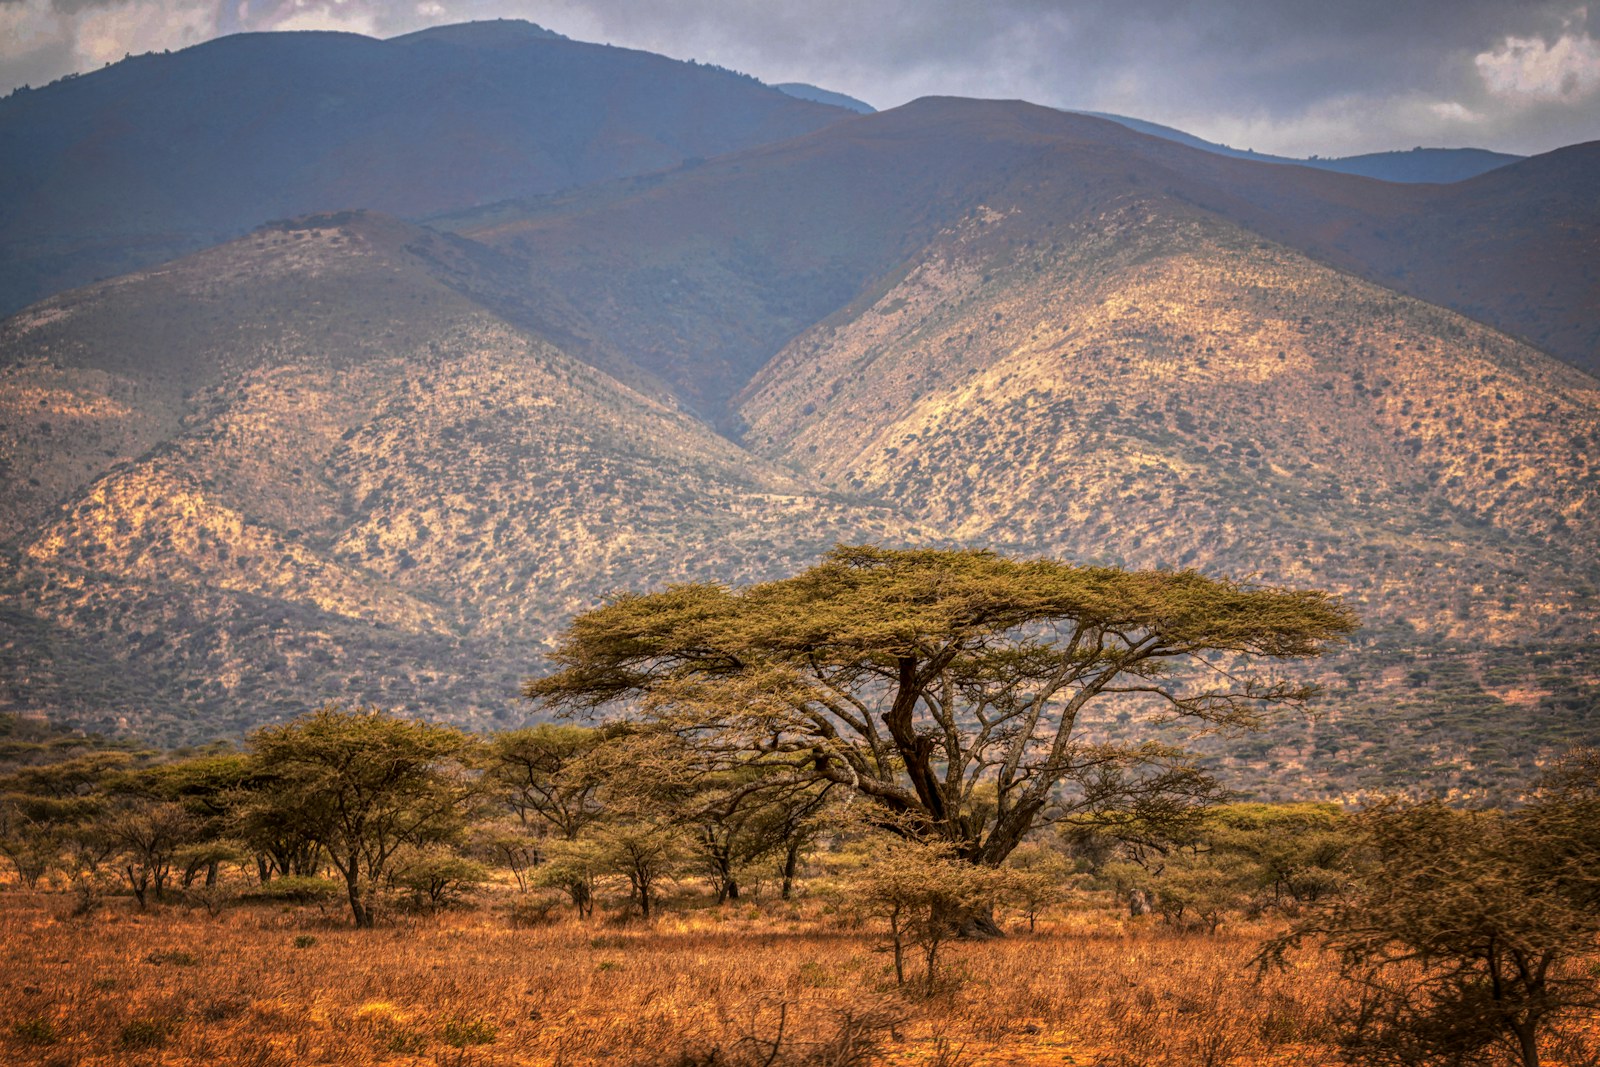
[1,21,1597,796]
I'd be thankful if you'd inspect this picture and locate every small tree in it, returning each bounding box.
[104,800,199,908]
[0,794,73,887]
[0,753,130,888]
[534,838,605,918]
[248,706,479,927]
[1207,802,1355,911]
[389,846,490,910]
[851,839,1008,993]
[484,725,607,841]
[592,819,682,919]
[1262,798,1600,1067]
[1002,841,1075,932]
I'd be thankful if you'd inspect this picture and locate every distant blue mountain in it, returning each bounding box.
[0,20,853,316]
[773,83,875,114]
[1075,111,1522,183]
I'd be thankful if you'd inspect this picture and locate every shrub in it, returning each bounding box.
[391,848,489,911]
[119,1017,177,1049]
[11,1016,59,1045]
[242,875,342,905]
[1264,796,1600,1067]
[506,895,562,928]
[440,1017,497,1047]
[848,839,1009,994]
[385,1028,428,1054]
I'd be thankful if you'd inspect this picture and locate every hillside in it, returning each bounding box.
[453,99,1600,397]
[0,20,850,318]
[0,213,908,743]
[1,98,1597,795]
[735,197,1600,797]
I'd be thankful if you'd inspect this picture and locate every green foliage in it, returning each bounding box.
[390,846,490,910]
[483,724,607,841]
[588,819,685,919]
[1206,802,1355,907]
[1001,842,1076,931]
[1081,800,1359,930]
[532,838,607,918]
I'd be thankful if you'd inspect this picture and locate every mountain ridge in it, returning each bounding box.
[0,22,852,318]
[1074,110,1523,183]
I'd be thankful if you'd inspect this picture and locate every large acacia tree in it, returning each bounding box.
[527,546,1357,871]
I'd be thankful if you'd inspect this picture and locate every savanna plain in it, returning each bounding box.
[1,883,1364,1067]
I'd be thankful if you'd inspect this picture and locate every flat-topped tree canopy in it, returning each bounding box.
[527,546,1358,867]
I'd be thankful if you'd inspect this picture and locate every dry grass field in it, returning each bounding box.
[5,885,1597,1067]
[0,886,1365,1067]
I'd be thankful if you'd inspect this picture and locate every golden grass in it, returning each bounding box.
[6,884,1579,1067]
[0,887,1374,1067]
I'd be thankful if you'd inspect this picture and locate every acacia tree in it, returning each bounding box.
[104,800,199,908]
[249,706,479,927]
[585,730,837,905]
[484,725,608,842]
[852,838,1010,992]
[1262,797,1600,1067]
[527,546,1356,895]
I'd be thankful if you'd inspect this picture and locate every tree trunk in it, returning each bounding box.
[1128,888,1152,916]
[890,909,906,986]
[127,866,149,909]
[1513,1019,1541,1067]
[343,871,373,928]
[567,879,592,918]
[957,905,1004,939]
[781,838,801,900]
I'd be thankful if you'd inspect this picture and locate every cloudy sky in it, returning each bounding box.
[2,0,1598,156]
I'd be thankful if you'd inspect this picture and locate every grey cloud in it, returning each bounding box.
[484,0,1597,151]
[2,0,1597,154]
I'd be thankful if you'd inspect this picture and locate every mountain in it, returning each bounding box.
[1,95,1597,794]
[436,99,1599,792]
[1307,147,1524,184]
[444,96,1598,644]
[773,83,876,114]
[448,99,1600,391]
[0,20,852,319]
[0,211,909,743]
[1076,110,1523,183]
